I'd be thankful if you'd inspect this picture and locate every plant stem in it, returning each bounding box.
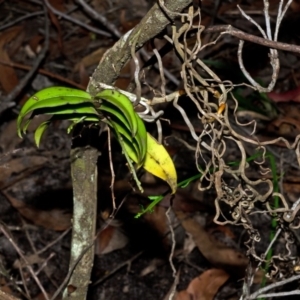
[63,147,98,299]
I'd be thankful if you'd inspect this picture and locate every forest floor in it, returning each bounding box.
[1,0,300,299]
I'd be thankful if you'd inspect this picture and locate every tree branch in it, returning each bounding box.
[205,24,300,54]
[88,0,193,96]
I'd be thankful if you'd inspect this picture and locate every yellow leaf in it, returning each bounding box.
[143,133,177,194]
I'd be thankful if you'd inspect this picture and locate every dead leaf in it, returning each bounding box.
[119,9,141,32]
[0,289,20,300]
[175,210,248,276]
[2,191,71,231]
[115,61,132,90]
[140,258,165,276]
[268,86,300,103]
[291,0,300,12]
[175,269,229,300]
[48,9,63,51]
[208,224,236,240]
[0,27,22,93]
[13,254,45,269]
[78,63,89,88]
[0,120,21,152]
[143,205,170,250]
[183,232,196,256]
[74,47,108,72]
[0,156,48,190]
[267,116,300,139]
[27,35,44,55]
[33,292,58,300]
[95,224,128,255]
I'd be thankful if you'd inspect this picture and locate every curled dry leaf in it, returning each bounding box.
[175,269,229,300]
[95,224,128,255]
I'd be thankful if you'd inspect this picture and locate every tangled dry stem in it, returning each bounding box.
[134,2,300,298]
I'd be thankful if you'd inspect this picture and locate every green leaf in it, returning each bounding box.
[33,114,100,145]
[106,118,141,165]
[96,89,138,137]
[99,102,132,132]
[107,119,133,142]
[19,86,91,117]
[134,195,164,218]
[111,124,143,192]
[134,115,147,167]
[31,103,98,116]
[112,114,147,168]
[17,87,93,137]
[97,89,147,168]
[34,121,50,147]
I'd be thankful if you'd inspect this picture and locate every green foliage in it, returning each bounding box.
[96,89,146,168]
[17,86,177,194]
[17,87,97,139]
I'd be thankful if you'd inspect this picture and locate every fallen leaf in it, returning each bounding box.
[48,9,63,51]
[174,210,248,276]
[267,116,300,139]
[13,254,45,269]
[48,0,65,11]
[119,9,141,32]
[28,35,44,53]
[207,224,236,240]
[140,258,165,276]
[268,86,300,103]
[0,156,48,190]
[95,224,128,255]
[74,47,108,72]
[115,61,131,90]
[0,289,20,300]
[0,27,22,93]
[2,190,71,231]
[175,269,229,300]
[78,62,89,88]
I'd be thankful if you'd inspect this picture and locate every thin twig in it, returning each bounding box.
[236,1,279,92]
[274,0,293,41]
[107,127,116,215]
[166,205,177,300]
[43,0,111,37]
[0,224,50,300]
[0,60,86,90]
[0,11,44,31]
[204,25,300,54]
[37,228,71,255]
[74,0,121,38]
[249,274,300,299]
[153,48,166,97]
